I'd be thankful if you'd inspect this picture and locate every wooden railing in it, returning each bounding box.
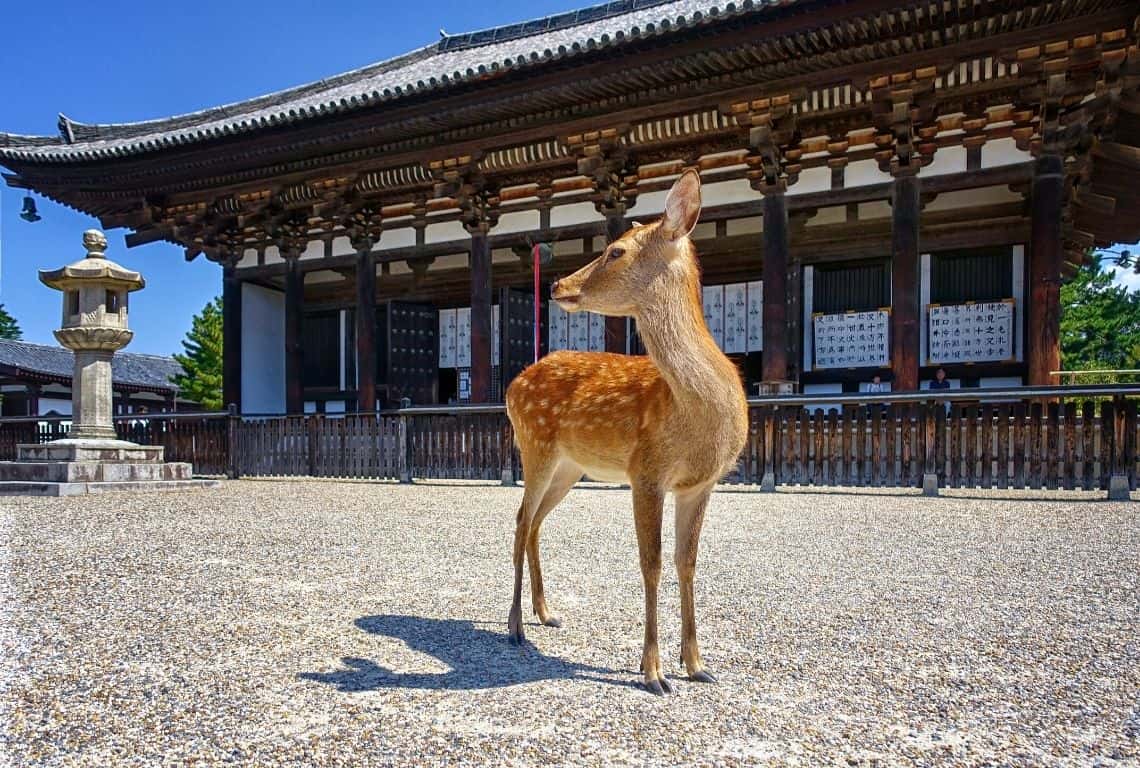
[2,385,1138,494]
[0,411,230,476]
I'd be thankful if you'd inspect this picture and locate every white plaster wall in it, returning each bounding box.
[787,166,830,195]
[845,159,892,188]
[264,245,282,265]
[300,239,324,261]
[241,283,286,414]
[702,179,759,207]
[626,190,668,219]
[426,220,468,244]
[493,210,540,235]
[551,201,604,228]
[379,227,416,249]
[39,398,72,416]
[238,249,258,268]
[330,236,353,258]
[982,137,1029,168]
[921,145,966,178]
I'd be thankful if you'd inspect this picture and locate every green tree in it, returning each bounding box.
[0,304,21,340]
[173,297,224,410]
[1060,261,1140,373]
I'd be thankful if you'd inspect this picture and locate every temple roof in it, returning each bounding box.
[0,0,789,164]
[0,339,182,394]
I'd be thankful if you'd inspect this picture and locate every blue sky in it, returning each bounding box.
[1,1,1137,354]
[0,0,584,354]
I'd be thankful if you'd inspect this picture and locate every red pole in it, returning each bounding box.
[533,243,541,363]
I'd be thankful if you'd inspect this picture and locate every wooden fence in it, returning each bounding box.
[0,412,229,475]
[2,385,1137,494]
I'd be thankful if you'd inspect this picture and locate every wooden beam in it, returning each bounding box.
[222,263,242,411]
[891,173,921,392]
[469,230,492,402]
[1028,153,1064,386]
[228,164,1035,282]
[284,256,304,413]
[762,191,789,382]
[355,249,376,411]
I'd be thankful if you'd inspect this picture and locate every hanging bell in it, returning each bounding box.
[19,196,41,223]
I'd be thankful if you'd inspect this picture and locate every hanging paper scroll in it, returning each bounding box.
[723,283,748,354]
[702,286,724,347]
[588,312,605,352]
[746,280,763,352]
[812,309,890,369]
[455,307,471,368]
[548,301,568,351]
[927,300,1014,364]
[438,309,457,368]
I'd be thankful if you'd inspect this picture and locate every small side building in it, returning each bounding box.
[0,339,194,416]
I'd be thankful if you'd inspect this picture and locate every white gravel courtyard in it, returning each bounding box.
[2,480,1138,767]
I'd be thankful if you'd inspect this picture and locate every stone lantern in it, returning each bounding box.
[40,229,142,440]
[0,230,218,495]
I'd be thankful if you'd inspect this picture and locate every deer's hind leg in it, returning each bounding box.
[527,460,582,628]
[508,448,557,645]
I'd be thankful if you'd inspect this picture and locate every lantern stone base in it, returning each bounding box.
[0,439,220,496]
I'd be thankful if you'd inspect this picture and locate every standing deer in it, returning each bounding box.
[504,170,749,694]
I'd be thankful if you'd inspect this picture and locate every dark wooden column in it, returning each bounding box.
[1027,152,1064,386]
[26,383,40,417]
[354,245,376,411]
[222,261,242,411]
[604,212,628,353]
[284,254,304,413]
[891,171,921,392]
[468,227,493,403]
[762,189,789,382]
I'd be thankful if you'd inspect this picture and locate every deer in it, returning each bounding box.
[504,169,749,695]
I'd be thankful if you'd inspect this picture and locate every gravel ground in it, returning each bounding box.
[1,480,1138,767]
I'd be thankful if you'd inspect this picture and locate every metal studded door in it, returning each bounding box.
[499,287,538,395]
[386,301,438,406]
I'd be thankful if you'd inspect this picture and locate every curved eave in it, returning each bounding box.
[0,0,783,164]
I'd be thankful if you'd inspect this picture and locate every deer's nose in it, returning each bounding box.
[550,280,561,297]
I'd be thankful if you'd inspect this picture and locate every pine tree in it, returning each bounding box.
[0,304,21,340]
[173,297,224,410]
[1060,261,1140,372]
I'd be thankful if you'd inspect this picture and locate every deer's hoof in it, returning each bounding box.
[644,676,674,696]
[541,616,562,628]
[689,669,718,684]
[507,608,525,645]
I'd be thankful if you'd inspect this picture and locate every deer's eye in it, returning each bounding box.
[607,247,625,262]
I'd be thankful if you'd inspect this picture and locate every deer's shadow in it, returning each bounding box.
[298,614,634,692]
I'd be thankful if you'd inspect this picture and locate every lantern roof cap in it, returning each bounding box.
[39,230,145,291]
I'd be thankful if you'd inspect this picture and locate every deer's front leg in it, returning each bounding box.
[632,482,671,695]
[675,486,716,683]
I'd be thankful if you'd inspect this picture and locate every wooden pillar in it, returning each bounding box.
[355,247,376,412]
[891,172,921,392]
[762,190,789,382]
[26,383,40,417]
[604,213,628,353]
[222,262,242,411]
[469,228,492,403]
[1028,153,1064,386]
[284,254,304,414]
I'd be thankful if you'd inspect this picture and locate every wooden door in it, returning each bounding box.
[386,301,438,407]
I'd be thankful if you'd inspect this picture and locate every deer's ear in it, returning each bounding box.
[661,169,702,241]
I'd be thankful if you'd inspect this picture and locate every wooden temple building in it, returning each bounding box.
[2,0,1139,414]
